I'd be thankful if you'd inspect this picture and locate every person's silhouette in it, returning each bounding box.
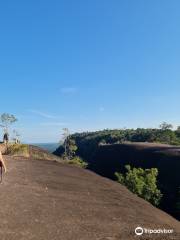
[3,133,9,144]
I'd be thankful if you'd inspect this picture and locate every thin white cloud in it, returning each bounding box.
[28,110,58,119]
[40,122,69,126]
[60,87,78,94]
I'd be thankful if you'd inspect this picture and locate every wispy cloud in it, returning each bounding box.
[60,87,78,94]
[28,110,58,119]
[40,122,69,126]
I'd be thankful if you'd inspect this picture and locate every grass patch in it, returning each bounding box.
[30,145,62,162]
[31,151,54,160]
[7,144,29,157]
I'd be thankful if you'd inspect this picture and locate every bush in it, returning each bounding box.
[115,165,162,206]
[68,156,88,168]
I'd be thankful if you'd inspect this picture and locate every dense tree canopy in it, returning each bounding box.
[55,125,180,161]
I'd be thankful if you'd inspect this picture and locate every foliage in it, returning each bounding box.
[55,125,179,161]
[159,122,173,130]
[62,128,70,157]
[65,138,78,159]
[0,113,18,141]
[12,129,21,143]
[115,165,162,206]
[61,128,78,159]
[55,124,180,164]
[67,156,88,168]
[0,113,17,130]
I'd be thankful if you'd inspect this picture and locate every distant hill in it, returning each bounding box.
[1,155,179,239]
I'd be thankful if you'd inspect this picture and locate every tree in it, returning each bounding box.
[62,128,70,158]
[62,128,78,159]
[157,123,177,144]
[13,129,21,143]
[175,126,180,139]
[0,113,17,141]
[66,138,78,159]
[115,165,162,206]
[157,129,177,144]
[177,126,180,132]
[159,122,173,130]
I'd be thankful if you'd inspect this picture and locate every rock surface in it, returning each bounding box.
[0,156,179,240]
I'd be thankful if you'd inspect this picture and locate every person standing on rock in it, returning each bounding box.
[0,151,7,174]
[3,132,9,144]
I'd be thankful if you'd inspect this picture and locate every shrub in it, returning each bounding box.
[68,156,88,168]
[115,165,162,206]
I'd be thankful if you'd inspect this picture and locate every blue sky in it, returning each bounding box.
[0,0,180,142]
